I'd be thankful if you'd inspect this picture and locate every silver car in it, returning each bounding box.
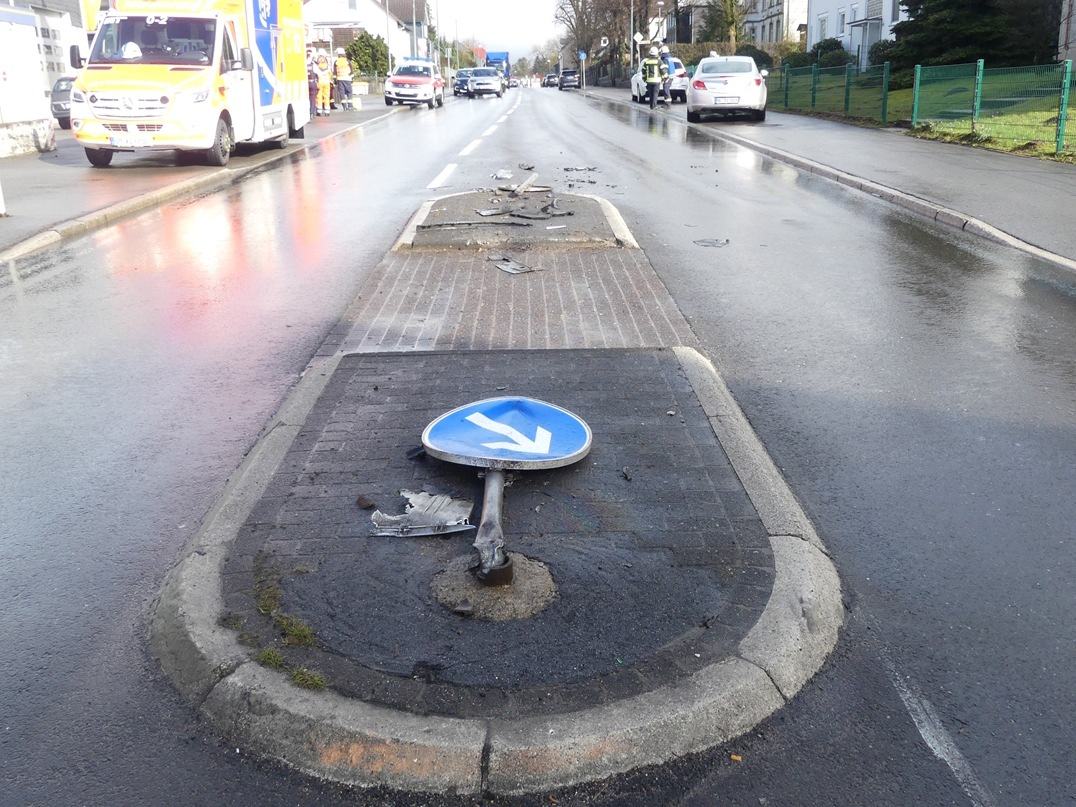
[686,55,768,122]
[468,67,503,98]
[630,56,687,103]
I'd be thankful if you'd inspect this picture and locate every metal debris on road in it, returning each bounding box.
[564,166,598,171]
[371,489,475,537]
[493,169,513,179]
[518,162,535,170]
[488,254,540,274]
[546,224,567,230]
[417,220,533,229]
[694,238,730,247]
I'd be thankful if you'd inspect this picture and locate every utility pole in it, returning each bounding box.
[411,0,417,58]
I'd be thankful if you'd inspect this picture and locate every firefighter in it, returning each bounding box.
[314,51,332,116]
[659,44,674,105]
[334,48,354,111]
[642,46,668,110]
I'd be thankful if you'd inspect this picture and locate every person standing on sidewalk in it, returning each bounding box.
[314,51,332,116]
[333,48,354,111]
[659,45,673,105]
[307,61,319,119]
[642,46,668,110]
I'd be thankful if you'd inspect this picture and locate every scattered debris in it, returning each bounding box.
[476,206,515,217]
[493,168,513,179]
[488,254,539,274]
[621,466,633,481]
[694,238,730,247]
[371,489,475,537]
[730,753,743,763]
[546,224,567,230]
[452,599,474,617]
[406,445,426,460]
[355,494,377,509]
[564,166,598,172]
[509,173,539,197]
[667,409,676,416]
[417,220,532,229]
[518,162,535,171]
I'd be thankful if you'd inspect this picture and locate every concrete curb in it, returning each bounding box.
[150,340,843,794]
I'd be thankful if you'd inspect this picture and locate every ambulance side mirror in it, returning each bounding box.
[70,44,85,69]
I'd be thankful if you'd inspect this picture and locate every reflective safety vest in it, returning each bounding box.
[334,56,352,81]
[643,57,666,84]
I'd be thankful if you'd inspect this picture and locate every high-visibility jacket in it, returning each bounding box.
[334,56,352,81]
[643,56,667,85]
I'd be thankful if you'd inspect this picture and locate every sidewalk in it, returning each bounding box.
[0,96,398,261]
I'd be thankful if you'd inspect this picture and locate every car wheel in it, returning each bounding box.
[497,90,503,98]
[436,91,444,107]
[385,97,393,106]
[58,117,72,130]
[427,96,435,109]
[687,109,702,123]
[85,147,113,167]
[204,116,232,167]
[754,107,766,121]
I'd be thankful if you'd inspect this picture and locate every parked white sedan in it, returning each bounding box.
[686,56,768,122]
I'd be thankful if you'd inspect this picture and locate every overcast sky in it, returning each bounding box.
[430,0,563,60]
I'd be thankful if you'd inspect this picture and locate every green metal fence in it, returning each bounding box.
[912,60,1074,154]
[773,63,891,124]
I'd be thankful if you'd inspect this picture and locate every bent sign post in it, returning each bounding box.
[423,397,592,584]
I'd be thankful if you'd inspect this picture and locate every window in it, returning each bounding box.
[838,12,846,34]
[818,16,828,39]
[891,0,900,21]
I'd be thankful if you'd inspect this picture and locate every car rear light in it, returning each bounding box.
[754,78,762,86]
[692,79,707,89]
[676,69,686,77]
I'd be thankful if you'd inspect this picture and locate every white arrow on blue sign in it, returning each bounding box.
[422,397,592,470]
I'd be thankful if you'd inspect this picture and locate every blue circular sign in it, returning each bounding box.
[422,397,592,470]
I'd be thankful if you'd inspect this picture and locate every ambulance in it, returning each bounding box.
[68,0,309,167]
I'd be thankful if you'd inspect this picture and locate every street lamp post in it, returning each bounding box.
[657,0,665,43]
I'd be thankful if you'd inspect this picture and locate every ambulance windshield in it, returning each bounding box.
[89,16,217,65]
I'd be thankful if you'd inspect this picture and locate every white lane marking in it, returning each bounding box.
[458,139,482,156]
[426,163,457,189]
[880,654,997,807]
[483,125,497,136]
[497,115,508,123]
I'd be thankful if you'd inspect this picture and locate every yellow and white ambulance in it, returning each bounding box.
[69,0,309,167]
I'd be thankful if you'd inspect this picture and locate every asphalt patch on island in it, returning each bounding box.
[222,348,775,721]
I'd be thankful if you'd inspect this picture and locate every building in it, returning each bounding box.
[806,0,907,67]
[744,0,809,47]
[301,0,429,68]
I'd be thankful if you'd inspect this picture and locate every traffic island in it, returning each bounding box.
[150,190,842,796]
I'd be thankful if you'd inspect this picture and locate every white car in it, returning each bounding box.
[686,55,768,122]
[467,67,504,98]
[630,56,688,103]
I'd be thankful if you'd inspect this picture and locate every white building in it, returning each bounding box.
[743,0,809,47]
[806,0,907,67]
[301,0,428,68]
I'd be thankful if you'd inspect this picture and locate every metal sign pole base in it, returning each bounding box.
[474,468,514,586]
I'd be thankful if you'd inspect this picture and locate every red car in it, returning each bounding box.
[385,58,445,108]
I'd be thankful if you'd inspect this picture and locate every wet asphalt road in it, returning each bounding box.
[1,88,1074,805]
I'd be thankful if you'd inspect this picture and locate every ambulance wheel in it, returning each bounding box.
[205,117,232,167]
[288,109,304,139]
[85,148,113,167]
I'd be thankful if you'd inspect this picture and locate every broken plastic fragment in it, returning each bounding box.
[694,238,730,247]
[371,490,475,537]
[493,169,513,180]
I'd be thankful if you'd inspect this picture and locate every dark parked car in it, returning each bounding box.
[558,69,579,90]
[453,68,473,96]
[51,76,74,129]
